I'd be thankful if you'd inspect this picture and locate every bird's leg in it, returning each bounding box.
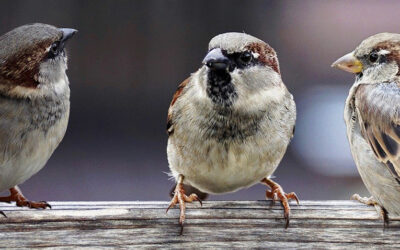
[0,186,51,209]
[351,194,389,226]
[261,178,299,229]
[166,174,202,234]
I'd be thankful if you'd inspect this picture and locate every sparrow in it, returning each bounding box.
[0,23,76,211]
[166,32,298,232]
[332,33,400,224]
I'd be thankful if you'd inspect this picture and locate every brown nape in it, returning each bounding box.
[0,39,53,88]
[245,42,280,74]
[375,41,400,76]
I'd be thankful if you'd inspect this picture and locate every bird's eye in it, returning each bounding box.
[369,51,379,63]
[49,42,60,57]
[240,51,252,64]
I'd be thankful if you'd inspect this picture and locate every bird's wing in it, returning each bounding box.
[166,77,190,136]
[355,82,400,183]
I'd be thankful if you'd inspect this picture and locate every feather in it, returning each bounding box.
[355,83,400,180]
[166,77,190,136]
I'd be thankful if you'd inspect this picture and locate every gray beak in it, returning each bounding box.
[60,28,78,44]
[202,48,230,71]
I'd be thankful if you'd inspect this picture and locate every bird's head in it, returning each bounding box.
[0,23,77,92]
[199,32,282,107]
[332,33,400,83]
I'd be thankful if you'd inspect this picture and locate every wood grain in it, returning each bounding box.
[0,201,399,249]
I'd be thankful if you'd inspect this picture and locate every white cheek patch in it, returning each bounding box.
[359,61,398,84]
[234,85,286,112]
[260,86,286,102]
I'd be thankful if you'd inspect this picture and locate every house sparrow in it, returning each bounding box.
[332,33,400,224]
[0,23,76,211]
[166,32,298,232]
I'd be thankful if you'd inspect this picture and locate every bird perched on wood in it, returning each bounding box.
[166,32,298,232]
[0,23,76,210]
[332,33,400,224]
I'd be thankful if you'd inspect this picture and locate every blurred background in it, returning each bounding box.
[0,0,398,201]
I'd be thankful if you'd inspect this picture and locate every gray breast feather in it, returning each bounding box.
[198,108,266,142]
[0,93,69,161]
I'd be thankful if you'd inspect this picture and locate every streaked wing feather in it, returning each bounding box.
[356,83,400,182]
[167,77,190,136]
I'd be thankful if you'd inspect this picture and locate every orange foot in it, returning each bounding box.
[262,178,299,229]
[0,186,51,209]
[166,175,202,235]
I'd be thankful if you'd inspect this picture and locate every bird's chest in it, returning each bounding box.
[345,94,371,173]
[0,96,70,190]
[344,94,358,141]
[345,88,378,167]
[199,108,264,141]
[169,107,285,194]
[19,98,70,162]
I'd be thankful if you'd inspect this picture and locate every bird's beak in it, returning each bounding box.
[202,48,230,71]
[331,51,363,74]
[59,28,78,44]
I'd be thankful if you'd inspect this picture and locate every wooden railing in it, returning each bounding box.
[0,200,398,248]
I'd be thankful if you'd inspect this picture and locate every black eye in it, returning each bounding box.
[369,51,379,63]
[240,51,252,64]
[49,42,60,57]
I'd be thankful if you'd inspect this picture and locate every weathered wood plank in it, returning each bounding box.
[0,201,399,249]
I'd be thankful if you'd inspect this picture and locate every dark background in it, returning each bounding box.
[0,0,398,201]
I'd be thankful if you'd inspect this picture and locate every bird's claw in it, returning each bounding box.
[351,194,377,205]
[351,194,389,227]
[263,178,299,229]
[0,187,51,210]
[166,181,202,235]
[16,200,51,209]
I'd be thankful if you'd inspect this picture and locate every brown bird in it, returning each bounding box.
[332,33,400,224]
[0,23,76,210]
[166,32,298,233]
